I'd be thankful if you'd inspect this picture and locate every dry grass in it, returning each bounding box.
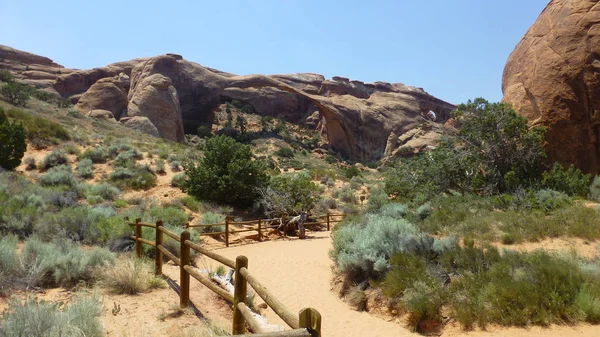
[102,256,165,294]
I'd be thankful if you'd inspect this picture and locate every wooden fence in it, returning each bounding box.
[185,213,348,247]
[127,214,348,337]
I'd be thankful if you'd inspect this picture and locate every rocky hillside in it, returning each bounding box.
[0,45,455,163]
[502,0,600,174]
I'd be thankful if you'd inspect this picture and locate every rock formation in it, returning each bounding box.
[502,0,600,173]
[0,44,456,162]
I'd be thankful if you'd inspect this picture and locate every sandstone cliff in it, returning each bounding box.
[502,0,600,173]
[0,45,455,162]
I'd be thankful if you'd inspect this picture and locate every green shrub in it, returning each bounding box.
[87,183,120,201]
[0,293,103,337]
[258,171,320,215]
[325,155,337,164]
[343,166,361,180]
[183,136,269,207]
[0,235,20,295]
[41,149,68,170]
[77,158,93,179]
[154,159,166,174]
[181,196,201,212]
[1,82,30,106]
[171,172,187,188]
[5,108,70,148]
[197,212,226,233]
[589,176,600,202]
[39,165,76,187]
[367,187,388,212]
[0,69,13,82]
[196,125,212,138]
[23,156,36,170]
[150,207,188,227]
[113,149,142,167]
[576,284,600,323]
[79,146,109,163]
[534,189,572,212]
[541,162,591,197]
[113,199,128,208]
[416,203,432,220]
[0,107,26,170]
[380,203,409,219]
[337,186,356,204]
[401,280,445,333]
[275,147,294,158]
[109,165,157,190]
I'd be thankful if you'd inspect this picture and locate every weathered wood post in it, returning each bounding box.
[225,217,230,247]
[282,212,288,237]
[299,307,322,337]
[155,220,163,276]
[232,255,249,335]
[326,213,330,231]
[135,218,142,258]
[180,230,191,309]
[257,218,262,242]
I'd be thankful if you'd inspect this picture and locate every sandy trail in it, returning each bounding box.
[212,231,600,337]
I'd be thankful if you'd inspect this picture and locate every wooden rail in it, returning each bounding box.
[127,219,324,337]
[184,213,349,247]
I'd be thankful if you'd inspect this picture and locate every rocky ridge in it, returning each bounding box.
[0,44,455,162]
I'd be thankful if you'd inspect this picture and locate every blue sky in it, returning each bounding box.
[0,0,548,104]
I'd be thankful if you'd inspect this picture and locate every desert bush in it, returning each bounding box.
[258,171,319,215]
[367,187,388,212]
[1,82,30,106]
[23,156,36,170]
[102,257,164,294]
[0,293,103,337]
[197,212,225,233]
[113,199,128,208]
[6,108,70,148]
[183,136,269,207]
[109,165,157,190]
[343,166,361,180]
[113,148,142,167]
[337,186,357,204]
[39,165,76,187]
[314,197,337,214]
[170,160,182,172]
[86,183,121,201]
[0,235,20,295]
[171,172,187,188]
[534,189,572,212]
[346,286,367,311]
[61,143,80,155]
[79,146,109,163]
[181,196,201,212]
[154,159,166,174]
[41,149,68,170]
[401,280,445,333]
[275,147,294,158]
[21,238,114,287]
[0,69,13,82]
[380,203,409,219]
[149,206,188,227]
[416,203,432,220]
[0,107,26,170]
[589,176,600,202]
[541,162,591,197]
[76,158,93,179]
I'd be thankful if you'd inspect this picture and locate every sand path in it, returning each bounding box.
[212,231,600,337]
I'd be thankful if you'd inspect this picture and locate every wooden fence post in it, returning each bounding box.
[180,230,191,309]
[155,220,163,276]
[299,307,322,337]
[232,255,249,335]
[225,218,230,247]
[282,212,288,237]
[135,218,142,258]
[326,213,330,231]
[257,218,262,242]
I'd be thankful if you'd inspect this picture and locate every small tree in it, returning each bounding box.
[182,135,269,207]
[0,107,27,170]
[258,171,320,215]
[1,82,30,107]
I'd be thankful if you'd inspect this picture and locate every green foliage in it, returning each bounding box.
[171,172,187,188]
[258,171,320,215]
[197,212,225,233]
[343,166,361,180]
[76,158,93,179]
[541,162,591,197]
[181,196,201,212]
[589,176,600,202]
[196,125,212,138]
[385,98,546,200]
[41,149,68,170]
[102,257,162,294]
[109,165,157,190]
[275,147,294,158]
[1,82,30,106]
[367,187,389,212]
[79,146,109,163]
[86,183,121,201]
[149,206,188,227]
[0,69,13,82]
[183,136,269,207]
[39,165,76,187]
[0,293,103,337]
[5,108,69,148]
[0,107,26,170]
[113,148,142,167]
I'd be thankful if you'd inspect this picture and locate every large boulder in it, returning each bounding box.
[127,73,185,143]
[119,116,160,138]
[502,0,600,173]
[75,73,129,118]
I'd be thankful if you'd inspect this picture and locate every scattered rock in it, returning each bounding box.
[86,109,116,120]
[75,73,129,119]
